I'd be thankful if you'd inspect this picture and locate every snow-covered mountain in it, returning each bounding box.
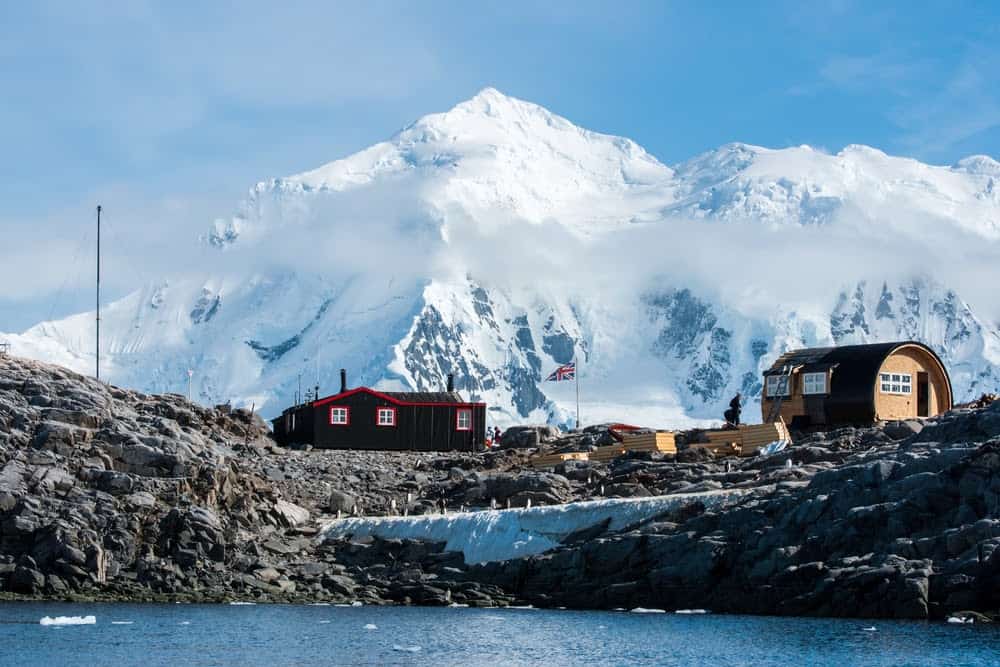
[6,88,1000,427]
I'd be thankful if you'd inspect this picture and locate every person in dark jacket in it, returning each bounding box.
[723,393,742,428]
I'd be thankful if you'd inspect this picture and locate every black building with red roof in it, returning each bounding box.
[271,370,486,451]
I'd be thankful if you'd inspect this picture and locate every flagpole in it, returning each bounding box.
[575,356,580,430]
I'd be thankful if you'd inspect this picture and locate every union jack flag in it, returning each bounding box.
[545,361,576,382]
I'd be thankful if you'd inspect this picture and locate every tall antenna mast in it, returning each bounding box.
[96,205,101,381]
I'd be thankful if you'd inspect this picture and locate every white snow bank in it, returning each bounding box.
[321,489,751,564]
[947,616,973,624]
[675,609,710,614]
[40,615,96,626]
[630,607,666,614]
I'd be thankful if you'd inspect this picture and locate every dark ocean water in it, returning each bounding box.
[1,602,998,667]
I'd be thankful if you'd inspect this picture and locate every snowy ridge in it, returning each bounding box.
[5,88,1000,425]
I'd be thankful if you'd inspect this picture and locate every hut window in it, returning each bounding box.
[376,407,396,427]
[879,373,912,395]
[766,375,790,397]
[329,406,350,425]
[802,372,827,395]
[456,409,472,431]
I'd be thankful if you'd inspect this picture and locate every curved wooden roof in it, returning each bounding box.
[764,341,952,423]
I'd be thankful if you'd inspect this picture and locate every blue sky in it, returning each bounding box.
[1,1,999,328]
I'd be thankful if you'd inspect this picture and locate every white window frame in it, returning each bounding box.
[456,409,472,431]
[329,406,350,425]
[879,372,912,395]
[376,407,396,427]
[766,375,790,397]
[802,372,827,395]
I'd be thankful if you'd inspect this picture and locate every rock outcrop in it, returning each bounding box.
[1,354,999,619]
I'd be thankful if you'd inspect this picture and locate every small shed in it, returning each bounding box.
[761,341,953,427]
[271,370,486,451]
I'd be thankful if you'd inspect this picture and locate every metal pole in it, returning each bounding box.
[575,356,580,429]
[96,205,101,381]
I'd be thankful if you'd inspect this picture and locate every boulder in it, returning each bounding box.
[10,565,45,594]
[273,500,310,527]
[884,420,924,440]
[465,472,574,505]
[328,490,357,514]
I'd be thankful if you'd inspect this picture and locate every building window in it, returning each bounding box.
[329,406,350,425]
[802,372,827,395]
[766,375,790,397]
[376,407,396,427]
[879,373,912,395]
[456,409,472,431]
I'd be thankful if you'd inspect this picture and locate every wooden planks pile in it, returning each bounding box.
[687,420,791,458]
[687,441,741,457]
[529,423,787,467]
[737,420,791,457]
[587,444,627,463]
[529,452,590,469]
[619,431,677,454]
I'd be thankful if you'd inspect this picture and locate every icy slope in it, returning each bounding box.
[321,489,751,564]
[5,89,1000,425]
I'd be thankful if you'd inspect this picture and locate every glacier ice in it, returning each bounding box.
[321,489,751,564]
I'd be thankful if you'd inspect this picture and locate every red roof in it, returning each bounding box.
[312,386,486,408]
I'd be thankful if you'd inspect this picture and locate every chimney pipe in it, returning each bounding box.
[340,369,347,393]
[446,373,454,393]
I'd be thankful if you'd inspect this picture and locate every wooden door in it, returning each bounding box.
[917,372,929,417]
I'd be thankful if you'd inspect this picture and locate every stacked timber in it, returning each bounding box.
[738,420,791,457]
[687,440,741,457]
[687,420,791,458]
[619,431,677,454]
[529,452,590,469]
[587,444,628,463]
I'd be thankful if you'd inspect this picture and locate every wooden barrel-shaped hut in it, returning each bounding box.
[761,341,952,427]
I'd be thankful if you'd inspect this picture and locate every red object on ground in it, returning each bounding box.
[607,423,643,441]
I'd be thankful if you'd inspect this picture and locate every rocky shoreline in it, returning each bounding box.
[1,355,999,620]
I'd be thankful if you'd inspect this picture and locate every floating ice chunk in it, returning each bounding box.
[179,621,191,626]
[448,603,469,608]
[40,616,96,626]
[630,608,666,614]
[364,623,378,630]
[351,601,363,607]
[229,602,256,606]
[862,627,876,632]
[392,645,422,653]
[675,609,709,614]
[947,616,973,624]
[309,603,331,606]
[319,620,332,624]
[111,621,134,625]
